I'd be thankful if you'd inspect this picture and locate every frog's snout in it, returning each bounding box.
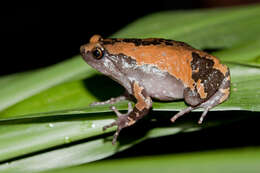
[80,45,86,56]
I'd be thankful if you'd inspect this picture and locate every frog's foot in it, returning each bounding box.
[170,106,210,124]
[197,107,210,124]
[90,95,128,106]
[103,102,133,145]
[170,106,194,123]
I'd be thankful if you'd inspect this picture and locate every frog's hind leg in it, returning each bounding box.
[196,74,230,124]
[170,106,194,122]
[171,72,230,124]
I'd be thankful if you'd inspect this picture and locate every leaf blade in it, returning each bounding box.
[42,147,260,173]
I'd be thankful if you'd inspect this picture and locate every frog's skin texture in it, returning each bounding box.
[80,35,230,144]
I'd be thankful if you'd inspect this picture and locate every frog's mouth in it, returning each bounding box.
[80,46,92,62]
[80,46,88,58]
[80,51,88,61]
[80,45,85,55]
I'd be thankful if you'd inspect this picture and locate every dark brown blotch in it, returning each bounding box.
[119,38,175,46]
[123,38,143,46]
[165,41,174,45]
[101,37,194,48]
[191,52,225,100]
[102,38,121,45]
[141,41,153,46]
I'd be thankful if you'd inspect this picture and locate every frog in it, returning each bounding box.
[80,35,230,144]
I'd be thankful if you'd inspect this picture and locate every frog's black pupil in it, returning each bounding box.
[93,49,100,58]
[92,48,103,59]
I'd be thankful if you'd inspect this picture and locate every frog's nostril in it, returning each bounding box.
[80,46,86,55]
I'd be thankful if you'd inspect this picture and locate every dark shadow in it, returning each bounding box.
[202,48,222,54]
[108,110,260,159]
[83,74,125,101]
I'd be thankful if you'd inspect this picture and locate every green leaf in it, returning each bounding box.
[1,4,260,114]
[0,113,115,162]
[215,39,260,67]
[0,57,95,111]
[42,147,260,173]
[0,110,248,172]
[0,115,224,172]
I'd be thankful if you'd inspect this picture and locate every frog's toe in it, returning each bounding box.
[110,102,133,117]
[110,105,123,117]
[127,102,133,113]
[112,126,123,145]
[171,106,194,123]
[90,95,129,107]
[103,121,117,131]
[90,101,106,106]
[103,116,129,145]
[102,120,123,145]
[103,106,131,144]
[198,107,210,124]
[103,114,130,131]
[171,106,211,124]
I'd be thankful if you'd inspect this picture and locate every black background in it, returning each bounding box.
[1,0,259,76]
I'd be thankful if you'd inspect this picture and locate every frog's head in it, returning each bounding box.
[80,35,115,76]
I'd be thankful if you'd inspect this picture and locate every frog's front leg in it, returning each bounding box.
[90,91,131,106]
[103,81,152,144]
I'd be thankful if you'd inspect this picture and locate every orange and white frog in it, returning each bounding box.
[80,35,230,144]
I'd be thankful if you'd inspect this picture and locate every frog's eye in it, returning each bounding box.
[92,47,103,59]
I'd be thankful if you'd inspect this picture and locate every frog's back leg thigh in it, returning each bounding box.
[171,70,230,123]
[170,88,201,122]
[196,71,230,123]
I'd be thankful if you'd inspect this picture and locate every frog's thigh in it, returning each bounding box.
[199,74,230,109]
[171,88,210,123]
[183,88,203,107]
[129,81,152,122]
